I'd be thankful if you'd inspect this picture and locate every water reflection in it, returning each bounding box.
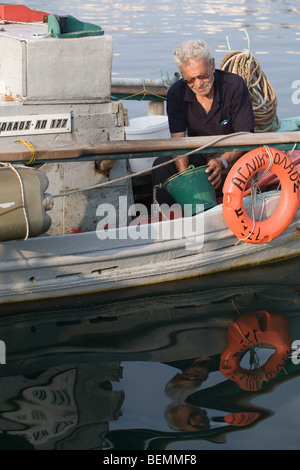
[0,257,300,449]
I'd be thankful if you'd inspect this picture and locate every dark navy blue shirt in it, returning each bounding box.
[167,69,255,136]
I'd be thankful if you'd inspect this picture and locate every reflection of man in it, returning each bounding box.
[165,403,210,432]
[165,403,260,432]
[152,39,255,205]
[164,355,261,433]
[164,357,211,402]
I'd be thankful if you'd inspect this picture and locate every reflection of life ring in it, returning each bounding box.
[220,311,291,391]
[222,146,300,244]
[224,412,260,427]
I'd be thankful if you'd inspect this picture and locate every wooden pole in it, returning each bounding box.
[111,86,167,101]
[0,131,299,163]
[147,101,165,115]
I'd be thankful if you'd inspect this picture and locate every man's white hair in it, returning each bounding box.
[174,39,212,68]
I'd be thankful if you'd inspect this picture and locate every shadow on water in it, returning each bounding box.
[0,257,300,449]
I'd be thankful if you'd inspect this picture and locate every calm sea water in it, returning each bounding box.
[2,0,300,454]
[24,0,300,120]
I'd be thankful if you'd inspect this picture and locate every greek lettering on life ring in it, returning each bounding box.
[220,311,291,392]
[222,146,300,244]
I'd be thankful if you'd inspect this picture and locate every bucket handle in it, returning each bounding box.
[182,165,194,173]
[152,184,171,221]
[153,165,195,218]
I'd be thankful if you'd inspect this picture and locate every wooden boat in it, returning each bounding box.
[0,5,300,309]
[0,131,300,307]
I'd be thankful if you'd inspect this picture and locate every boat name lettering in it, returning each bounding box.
[234,206,263,241]
[263,351,290,381]
[231,151,300,192]
[0,120,31,132]
[226,353,290,385]
[234,207,244,218]
[50,118,69,129]
[227,351,290,391]
[232,153,268,191]
[273,152,300,193]
[225,368,262,392]
[0,114,71,137]
[240,225,262,242]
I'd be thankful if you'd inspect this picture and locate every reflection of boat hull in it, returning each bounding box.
[1,191,300,308]
[1,259,300,450]
[1,257,300,374]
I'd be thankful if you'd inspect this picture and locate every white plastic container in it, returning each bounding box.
[125,115,170,172]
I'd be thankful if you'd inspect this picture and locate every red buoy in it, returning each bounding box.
[0,4,49,23]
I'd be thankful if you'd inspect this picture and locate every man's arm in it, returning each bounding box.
[171,134,243,186]
[171,131,189,172]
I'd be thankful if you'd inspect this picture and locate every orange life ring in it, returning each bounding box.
[224,411,260,427]
[222,146,300,244]
[220,311,291,392]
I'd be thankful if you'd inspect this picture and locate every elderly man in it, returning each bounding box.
[152,39,255,205]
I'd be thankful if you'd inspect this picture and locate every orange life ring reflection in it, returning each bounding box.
[224,411,261,427]
[222,146,300,244]
[220,311,291,392]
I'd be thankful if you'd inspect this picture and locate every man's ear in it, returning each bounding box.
[211,57,215,72]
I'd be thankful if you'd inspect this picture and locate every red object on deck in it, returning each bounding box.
[0,4,49,23]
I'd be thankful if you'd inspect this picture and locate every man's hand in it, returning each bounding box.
[206,158,222,188]
[206,151,243,188]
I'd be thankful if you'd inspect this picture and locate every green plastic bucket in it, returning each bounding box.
[163,165,217,216]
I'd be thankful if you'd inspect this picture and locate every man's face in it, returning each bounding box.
[181,58,215,96]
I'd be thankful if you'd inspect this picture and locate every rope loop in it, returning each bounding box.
[17,140,37,165]
[116,78,166,102]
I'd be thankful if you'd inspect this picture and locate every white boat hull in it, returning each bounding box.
[1,191,299,307]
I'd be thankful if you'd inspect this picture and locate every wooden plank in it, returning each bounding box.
[0,131,299,163]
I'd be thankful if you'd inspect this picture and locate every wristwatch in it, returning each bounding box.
[217,156,228,169]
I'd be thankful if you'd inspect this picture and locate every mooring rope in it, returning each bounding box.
[51,131,250,199]
[112,78,167,102]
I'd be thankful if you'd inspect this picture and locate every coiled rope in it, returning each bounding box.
[220,33,280,132]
